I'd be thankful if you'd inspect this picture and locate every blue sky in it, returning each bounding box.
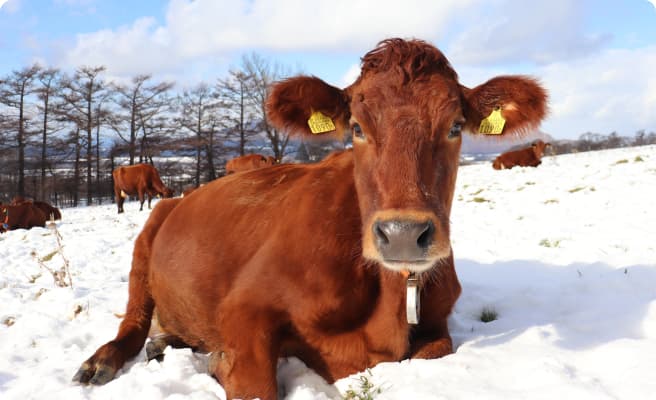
[1,0,655,139]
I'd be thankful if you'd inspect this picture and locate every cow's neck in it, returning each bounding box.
[361,266,416,361]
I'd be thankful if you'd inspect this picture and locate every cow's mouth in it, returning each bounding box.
[380,258,438,273]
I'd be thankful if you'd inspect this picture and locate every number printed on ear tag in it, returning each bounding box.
[478,108,506,135]
[308,111,336,134]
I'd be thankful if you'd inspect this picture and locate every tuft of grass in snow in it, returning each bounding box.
[525,181,536,185]
[470,197,490,203]
[569,186,585,193]
[544,199,559,204]
[480,307,499,323]
[614,159,629,165]
[3,316,16,327]
[342,370,384,400]
[27,273,42,284]
[539,238,561,248]
[40,250,58,263]
[33,288,48,300]
[470,189,484,195]
[634,156,644,162]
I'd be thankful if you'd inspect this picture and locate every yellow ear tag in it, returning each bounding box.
[308,111,336,134]
[478,108,506,135]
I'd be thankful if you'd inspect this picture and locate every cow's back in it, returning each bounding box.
[114,164,155,193]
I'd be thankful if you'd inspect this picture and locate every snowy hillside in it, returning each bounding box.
[1,145,655,400]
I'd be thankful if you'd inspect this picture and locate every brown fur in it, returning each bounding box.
[492,139,551,170]
[225,154,276,175]
[10,197,61,221]
[112,164,174,214]
[1,203,47,232]
[75,38,548,399]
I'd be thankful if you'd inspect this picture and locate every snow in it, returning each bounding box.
[1,145,655,399]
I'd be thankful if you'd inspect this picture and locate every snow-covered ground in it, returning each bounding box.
[1,145,655,400]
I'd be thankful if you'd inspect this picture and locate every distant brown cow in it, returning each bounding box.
[10,197,62,221]
[74,38,547,399]
[492,140,551,170]
[0,203,47,233]
[225,154,276,174]
[112,164,174,214]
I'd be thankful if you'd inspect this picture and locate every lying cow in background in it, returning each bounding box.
[74,38,547,399]
[492,139,551,170]
[225,153,276,174]
[1,203,47,233]
[10,196,62,221]
[112,164,175,214]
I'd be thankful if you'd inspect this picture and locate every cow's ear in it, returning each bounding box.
[266,76,350,139]
[462,75,548,137]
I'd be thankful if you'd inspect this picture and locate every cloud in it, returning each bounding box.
[537,46,656,138]
[58,0,477,77]
[0,0,19,13]
[447,0,609,66]
[649,0,656,9]
[340,64,361,87]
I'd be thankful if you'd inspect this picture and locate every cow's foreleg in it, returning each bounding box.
[211,306,280,400]
[73,222,155,385]
[409,321,454,359]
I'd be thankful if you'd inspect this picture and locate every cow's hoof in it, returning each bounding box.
[145,338,167,362]
[72,362,117,385]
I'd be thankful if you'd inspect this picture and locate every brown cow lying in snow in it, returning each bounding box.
[225,153,276,174]
[74,38,547,399]
[112,164,174,214]
[10,196,62,221]
[0,203,47,233]
[492,139,551,169]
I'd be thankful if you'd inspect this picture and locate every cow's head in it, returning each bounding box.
[532,140,551,158]
[267,38,547,274]
[162,187,175,198]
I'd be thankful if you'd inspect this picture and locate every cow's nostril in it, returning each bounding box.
[373,222,390,245]
[416,220,434,249]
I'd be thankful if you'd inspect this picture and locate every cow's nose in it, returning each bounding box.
[373,219,434,262]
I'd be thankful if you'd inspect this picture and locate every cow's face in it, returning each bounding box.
[267,39,547,274]
[347,69,464,273]
[532,140,550,158]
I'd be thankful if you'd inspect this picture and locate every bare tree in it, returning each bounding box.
[110,74,174,165]
[60,66,107,205]
[216,70,258,156]
[177,83,223,185]
[35,67,63,200]
[0,64,41,197]
[241,53,292,162]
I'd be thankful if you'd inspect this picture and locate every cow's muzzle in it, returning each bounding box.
[373,219,435,263]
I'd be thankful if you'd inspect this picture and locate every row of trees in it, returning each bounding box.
[0,54,302,206]
[549,130,656,155]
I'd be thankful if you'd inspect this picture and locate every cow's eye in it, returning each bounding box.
[352,123,365,140]
[448,122,463,139]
